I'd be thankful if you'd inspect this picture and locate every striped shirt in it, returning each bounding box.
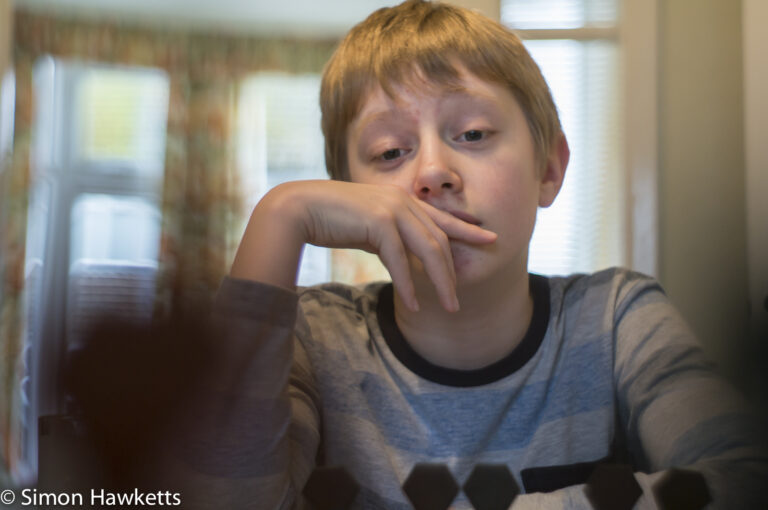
[187,267,767,509]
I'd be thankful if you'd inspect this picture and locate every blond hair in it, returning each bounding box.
[320,0,561,181]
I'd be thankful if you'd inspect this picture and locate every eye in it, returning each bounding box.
[378,148,405,161]
[459,129,485,142]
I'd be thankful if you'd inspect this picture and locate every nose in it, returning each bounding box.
[412,140,463,201]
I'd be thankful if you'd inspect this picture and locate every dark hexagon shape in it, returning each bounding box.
[303,465,360,510]
[462,463,520,510]
[584,464,642,510]
[403,463,459,510]
[653,468,711,510]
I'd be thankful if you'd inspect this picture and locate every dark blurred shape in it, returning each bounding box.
[402,463,459,510]
[583,464,641,510]
[37,415,101,493]
[61,311,215,491]
[653,468,711,510]
[462,463,519,510]
[302,465,360,510]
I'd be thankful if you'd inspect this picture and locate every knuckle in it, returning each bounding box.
[371,205,395,223]
[382,236,405,256]
[425,237,442,254]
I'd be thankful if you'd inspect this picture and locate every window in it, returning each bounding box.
[67,194,161,347]
[29,58,169,345]
[237,72,389,287]
[75,67,168,176]
[502,0,625,275]
[503,0,617,29]
[20,57,170,476]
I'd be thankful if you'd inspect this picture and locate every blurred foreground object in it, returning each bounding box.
[57,313,216,492]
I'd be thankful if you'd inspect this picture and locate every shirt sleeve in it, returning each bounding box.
[164,276,321,510]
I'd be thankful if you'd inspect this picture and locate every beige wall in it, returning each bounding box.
[659,0,749,387]
[743,0,768,407]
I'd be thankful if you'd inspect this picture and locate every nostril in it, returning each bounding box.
[442,182,453,189]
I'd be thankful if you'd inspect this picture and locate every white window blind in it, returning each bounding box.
[76,67,169,177]
[503,0,625,276]
[70,194,161,265]
[237,73,326,203]
[502,0,618,29]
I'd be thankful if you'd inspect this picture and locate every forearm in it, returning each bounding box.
[167,278,313,509]
[230,183,308,289]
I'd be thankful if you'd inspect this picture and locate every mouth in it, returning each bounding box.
[447,209,482,226]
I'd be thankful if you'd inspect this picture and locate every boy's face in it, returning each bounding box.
[345,68,565,289]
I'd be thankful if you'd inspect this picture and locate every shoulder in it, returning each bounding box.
[293,282,396,374]
[297,280,389,315]
[541,267,678,354]
[294,281,390,340]
[545,267,667,318]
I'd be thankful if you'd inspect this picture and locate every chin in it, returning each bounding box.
[451,243,496,284]
[451,241,523,288]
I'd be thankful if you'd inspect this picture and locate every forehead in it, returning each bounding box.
[349,70,522,136]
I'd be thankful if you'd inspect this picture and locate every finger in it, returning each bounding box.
[375,225,420,312]
[403,200,456,285]
[394,212,460,312]
[417,202,498,244]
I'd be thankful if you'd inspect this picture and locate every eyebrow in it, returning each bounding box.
[354,87,501,135]
[355,109,406,135]
[442,86,504,110]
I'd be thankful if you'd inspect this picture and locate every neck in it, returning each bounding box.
[393,270,533,370]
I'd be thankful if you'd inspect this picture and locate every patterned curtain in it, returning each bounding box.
[0,43,33,483]
[0,9,337,478]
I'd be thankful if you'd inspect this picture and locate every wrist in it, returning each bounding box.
[259,182,313,243]
[229,182,310,288]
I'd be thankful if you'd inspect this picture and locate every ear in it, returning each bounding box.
[538,132,570,208]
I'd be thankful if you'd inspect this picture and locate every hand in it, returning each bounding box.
[232,180,497,312]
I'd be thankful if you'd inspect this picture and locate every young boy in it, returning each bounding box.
[207,1,767,508]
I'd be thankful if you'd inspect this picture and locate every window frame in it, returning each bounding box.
[501,0,659,276]
[619,0,659,277]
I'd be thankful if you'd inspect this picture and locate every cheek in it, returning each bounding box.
[346,156,367,184]
[350,170,412,196]
[480,159,540,237]
[349,160,416,196]
[484,157,540,209]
